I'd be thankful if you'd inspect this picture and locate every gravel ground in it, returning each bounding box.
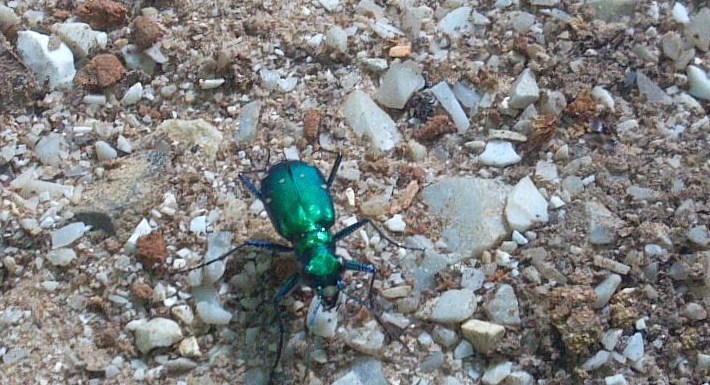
[1,0,710,385]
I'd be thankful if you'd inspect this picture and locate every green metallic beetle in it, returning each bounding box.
[178,153,409,384]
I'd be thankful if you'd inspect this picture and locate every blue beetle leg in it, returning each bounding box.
[170,241,291,275]
[334,219,424,251]
[238,173,264,199]
[269,273,300,385]
[308,290,323,327]
[325,152,343,190]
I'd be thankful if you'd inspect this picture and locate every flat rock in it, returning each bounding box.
[235,101,261,143]
[636,71,672,104]
[375,60,424,109]
[343,90,402,151]
[508,69,539,109]
[585,201,623,245]
[431,81,470,133]
[593,273,621,309]
[482,361,512,385]
[332,358,388,385]
[158,118,223,160]
[422,177,511,261]
[53,22,107,58]
[343,320,385,356]
[431,289,477,323]
[485,284,521,326]
[134,317,183,353]
[437,6,473,38]
[505,176,548,232]
[17,30,76,90]
[480,141,521,167]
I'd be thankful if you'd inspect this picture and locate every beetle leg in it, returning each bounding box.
[238,173,264,199]
[333,219,424,251]
[270,273,300,385]
[325,152,343,190]
[337,267,413,354]
[170,241,291,275]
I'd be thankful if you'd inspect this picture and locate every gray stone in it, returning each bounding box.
[601,329,623,351]
[508,69,539,109]
[343,90,402,151]
[196,301,232,325]
[332,358,388,385]
[480,141,521,167]
[485,284,521,326]
[682,302,707,321]
[235,101,261,143]
[47,247,77,267]
[461,267,485,292]
[453,339,474,359]
[53,22,107,58]
[134,318,183,354]
[432,325,458,348]
[627,185,660,201]
[422,178,511,261]
[622,332,644,361]
[586,201,622,245]
[95,141,118,161]
[688,225,709,247]
[326,26,348,53]
[688,7,710,51]
[421,351,445,373]
[505,176,548,232]
[582,350,610,371]
[482,361,512,385]
[343,320,385,356]
[437,6,473,39]
[453,82,482,108]
[605,374,628,385]
[52,222,91,249]
[562,176,584,197]
[202,231,232,284]
[687,65,710,101]
[636,71,672,105]
[431,289,476,323]
[163,357,198,373]
[35,134,68,166]
[375,60,424,109]
[431,81,470,133]
[593,274,622,309]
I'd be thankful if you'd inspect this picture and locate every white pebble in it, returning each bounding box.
[591,86,614,111]
[189,216,208,233]
[51,222,91,249]
[672,3,690,24]
[196,301,232,325]
[687,65,710,101]
[95,141,118,161]
[199,78,225,89]
[121,82,143,105]
[17,31,76,90]
[117,135,132,153]
[479,141,521,167]
[326,26,348,53]
[385,214,406,233]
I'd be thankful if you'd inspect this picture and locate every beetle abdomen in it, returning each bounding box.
[260,161,336,240]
